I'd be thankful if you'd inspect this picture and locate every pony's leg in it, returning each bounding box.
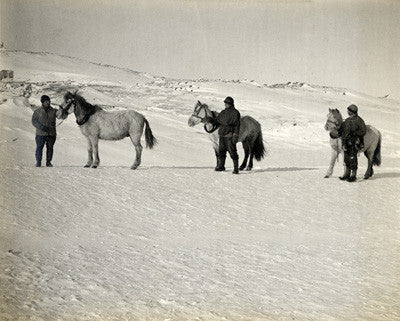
[84,137,93,168]
[239,141,249,171]
[325,149,338,178]
[91,137,100,168]
[214,148,220,169]
[364,150,374,179]
[129,134,143,169]
[247,150,254,171]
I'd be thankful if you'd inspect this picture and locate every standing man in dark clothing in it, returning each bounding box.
[31,95,64,167]
[338,104,367,182]
[215,96,241,174]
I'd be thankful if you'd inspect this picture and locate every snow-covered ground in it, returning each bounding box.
[1,50,400,320]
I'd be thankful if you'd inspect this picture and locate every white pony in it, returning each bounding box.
[61,91,157,169]
[324,108,381,179]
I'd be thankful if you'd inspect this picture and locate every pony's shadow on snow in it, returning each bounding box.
[56,165,319,173]
[52,165,216,170]
[360,172,400,181]
[243,167,319,174]
[140,166,215,170]
[141,166,319,173]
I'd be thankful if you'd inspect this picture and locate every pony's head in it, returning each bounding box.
[62,91,98,125]
[188,100,211,127]
[325,108,343,132]
[61,91,76,112]
[57,91,77,119]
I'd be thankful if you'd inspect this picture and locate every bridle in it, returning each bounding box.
[326,118,339,127]
[61,95,76,113]
[191,103,219,133]
[327,118,337,125]
[190,104,207,120]
[52,97,75,127]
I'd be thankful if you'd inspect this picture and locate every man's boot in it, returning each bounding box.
[215,157,226,171]
[232,159,239,174]
[347,169,357,182]
[339,166,350,180]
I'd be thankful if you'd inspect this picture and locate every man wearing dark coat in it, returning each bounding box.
[31,95,64,167]
[214,96,241,174]
[338,104,367,182]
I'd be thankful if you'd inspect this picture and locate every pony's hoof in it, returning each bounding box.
[131,166,138,170]
[84,164,91,168]
[324,175,330,178]
[239,166,246,171]
[364,175,370,180]
[91,165,98,169]
[246,167,252,171]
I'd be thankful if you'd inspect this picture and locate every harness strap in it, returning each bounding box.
[76,109,96,126]
[204,111,219,133]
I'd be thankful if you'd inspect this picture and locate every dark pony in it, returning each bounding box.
[188,100,266,171]
[61,91,157,169]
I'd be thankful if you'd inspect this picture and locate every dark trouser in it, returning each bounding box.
[343,138,358,170]
[218,136,238,162]
[35,135,56,164]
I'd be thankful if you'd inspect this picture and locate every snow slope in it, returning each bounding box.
[1,50,400,320]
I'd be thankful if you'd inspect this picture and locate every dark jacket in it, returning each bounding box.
[216,106,241,137]
[339,115,367,141]
[32,106,62,136]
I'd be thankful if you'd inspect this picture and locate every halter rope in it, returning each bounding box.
[54,100,73,127]
[192,104,219,133]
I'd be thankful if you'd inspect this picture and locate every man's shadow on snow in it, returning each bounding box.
[359,172,400,181]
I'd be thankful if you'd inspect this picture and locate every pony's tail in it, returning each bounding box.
[373,132,382,166]
[144,118,157,149]
[253,131,266,161]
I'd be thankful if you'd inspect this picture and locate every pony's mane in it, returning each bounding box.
[197,101,219,116]
[64,91,102,117]
[74,93,101,114]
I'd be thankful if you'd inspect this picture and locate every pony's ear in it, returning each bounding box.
[198,100,201,104]
[329,108,332,112]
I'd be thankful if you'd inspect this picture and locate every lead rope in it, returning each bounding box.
[54,101,73,127]
[55,104,65,127]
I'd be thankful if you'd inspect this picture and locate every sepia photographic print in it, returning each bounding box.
[0,0,399,320]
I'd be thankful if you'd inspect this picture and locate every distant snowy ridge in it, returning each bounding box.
[2,49,397,104]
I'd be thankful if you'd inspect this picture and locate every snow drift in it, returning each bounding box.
[0,49,400,320]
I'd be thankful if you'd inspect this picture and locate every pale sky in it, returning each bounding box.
[1,0,400,98]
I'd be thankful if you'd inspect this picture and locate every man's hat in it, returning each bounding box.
[347,104,358,113]
[41,95,50,103]
[224,96,234,105]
